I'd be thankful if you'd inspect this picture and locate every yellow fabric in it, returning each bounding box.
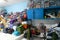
[0,16,7,27]
[0,28,3,31]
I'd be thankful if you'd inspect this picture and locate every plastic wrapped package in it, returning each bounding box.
[10,20,14,24]
[10,19,17,24]
[12,31,20,36]
[22,21,28,29]
[28,0,34,8]
[13,26,17,31]
[16,25,24,34]
[35,3,41,8]
[33,0,41,3]
[9,15,13,19]
[23,13,27,19]
[8,24,14,28]
[3,27,14,34]
[49,1,56,6]
[0,24,4,29]
[23,24,28,30]
[44,1,49,8]
[17,16,22,23]
[0,15,7,27]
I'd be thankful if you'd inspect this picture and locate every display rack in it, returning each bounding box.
[27,6,60,19]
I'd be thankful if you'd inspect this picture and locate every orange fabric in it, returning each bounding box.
[23,24,28,29]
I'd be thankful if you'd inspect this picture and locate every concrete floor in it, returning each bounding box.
[33,38,43,40]
[30,37,46,40]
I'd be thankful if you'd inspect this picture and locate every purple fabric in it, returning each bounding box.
[9,24,13,28]
[10,19,17,24]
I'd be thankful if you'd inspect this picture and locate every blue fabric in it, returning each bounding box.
[12,31,20,36]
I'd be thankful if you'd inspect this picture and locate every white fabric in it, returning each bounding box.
[44,24,58,28]
[22,21,27,24]
[47,14,56,18]
[54,27,60,31]
[0,32,24,40]
[13,26,17,31]
[21,38,27,40]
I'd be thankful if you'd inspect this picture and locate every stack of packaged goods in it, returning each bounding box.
[44,1,49,8]
[0,9,28,36]
[57,11,60,18]
[28,0,60,8]
[28,0,42,8]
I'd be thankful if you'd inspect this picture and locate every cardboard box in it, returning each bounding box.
[44,1,49,8]
[35,3,41,8]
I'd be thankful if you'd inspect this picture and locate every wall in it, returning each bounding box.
[4,2,28,13]
[0,7,4,11]
[0,7,5,14]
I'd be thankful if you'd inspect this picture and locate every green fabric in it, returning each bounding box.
[27,28,30,40]
[52,32,58,40]
[16,25,24,34]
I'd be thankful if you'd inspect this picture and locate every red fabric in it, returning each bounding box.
[23,14,27,18]
[31,30,36,34]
